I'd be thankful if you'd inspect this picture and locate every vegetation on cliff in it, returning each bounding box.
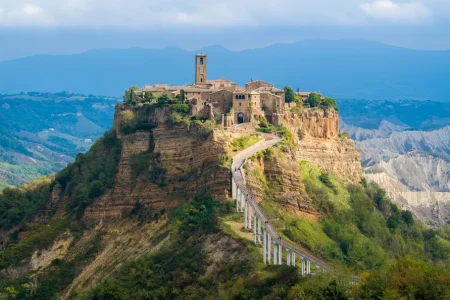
[55,129,122,218]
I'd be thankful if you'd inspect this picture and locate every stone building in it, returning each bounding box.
[135,53,288,127]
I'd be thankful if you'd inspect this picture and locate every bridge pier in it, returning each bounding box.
[301,258,305,276]
[287,249,291,266]
[253,212,257,244]
[273,242,278,264]
[248,206,252,229]
[263,228,267,264]
[257,218,262,243]
[236,188,240,212]
[278,243,282,265]
[244,199,248,229]
[267,233,271,264]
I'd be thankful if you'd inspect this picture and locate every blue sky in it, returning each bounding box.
[1,0,449,61]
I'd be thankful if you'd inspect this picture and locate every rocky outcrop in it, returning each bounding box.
[283,108,363,184]
[245,154,318,220]
[64,104,361,220]
[244,107,362,218]
[84,104,230,219]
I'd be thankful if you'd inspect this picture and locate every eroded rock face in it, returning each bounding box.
[84,104,230,219]
[245,155,318,220]
[366,152,450,225]
[244,108,362,218]
[283,108,363,184]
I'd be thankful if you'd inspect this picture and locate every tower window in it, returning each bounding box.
[200,57,204,65]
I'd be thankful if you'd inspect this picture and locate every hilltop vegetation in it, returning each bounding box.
[0,92,119,190]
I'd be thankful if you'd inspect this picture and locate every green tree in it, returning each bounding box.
[284,86,296,103]
[157,92,171,105]
[307,93,321,107]
[144,92,155,102]
[88,180,105,199]
[321,97,337,108]
[123,86,139,103]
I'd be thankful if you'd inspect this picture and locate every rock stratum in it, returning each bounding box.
[47,105,362,221]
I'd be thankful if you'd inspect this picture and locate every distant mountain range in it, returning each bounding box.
[0,39,450,101]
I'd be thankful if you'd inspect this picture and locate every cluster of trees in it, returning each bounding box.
[0,176,52,231]
[306,93,337,109]
[283,86,338,110]
[296,167,450,270]
[123,86,187,106]
[55,129,122,218]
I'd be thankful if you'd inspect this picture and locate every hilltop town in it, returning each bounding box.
[128,53,337,128]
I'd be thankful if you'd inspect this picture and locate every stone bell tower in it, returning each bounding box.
[195,53,207,85]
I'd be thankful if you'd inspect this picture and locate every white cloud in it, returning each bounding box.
[0,0,442,28]
[360,0,431,23]
[23,3,43,15]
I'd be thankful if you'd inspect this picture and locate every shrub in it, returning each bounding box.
[88,180,104,199]
[290,105,303,115]
[171,104,190,116]
[230,134,261,151]
[130,152,150,185]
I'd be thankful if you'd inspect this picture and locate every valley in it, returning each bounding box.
[0,92,120,190]
[340,99,450,226]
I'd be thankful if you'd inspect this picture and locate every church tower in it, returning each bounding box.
[195,53,207,85]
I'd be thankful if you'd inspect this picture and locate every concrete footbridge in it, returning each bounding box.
[231,133,331,276]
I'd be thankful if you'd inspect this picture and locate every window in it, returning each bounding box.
[235,95,239,99]
[200,57,204,65]
[239,103,242,106]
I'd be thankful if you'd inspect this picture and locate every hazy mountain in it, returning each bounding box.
[1,40,450,101]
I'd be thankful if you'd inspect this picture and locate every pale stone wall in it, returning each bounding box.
[208,90,234,115]
[260,93,283,115]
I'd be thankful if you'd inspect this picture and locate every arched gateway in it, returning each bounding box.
[237,112,244,124]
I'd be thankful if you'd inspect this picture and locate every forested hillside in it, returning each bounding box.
[0,92,119,190]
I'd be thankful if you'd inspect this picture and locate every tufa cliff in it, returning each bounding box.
[245,107,362,219]
[47,105,361,221]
